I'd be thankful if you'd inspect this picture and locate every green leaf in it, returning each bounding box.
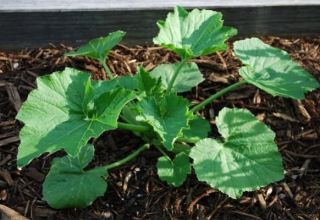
[182,116,211,142]
[136,67,164,96]
[157,152,191,187]
[153,6,237,58]
[95,67,163,95]
[43,144,107,208]
[136,93,190,151]
[66,31,125,62]
[234,38,319,99]
[94,75,139,95]
[17,68,135,167]
[150,62,204,92]
[190,107,284,199]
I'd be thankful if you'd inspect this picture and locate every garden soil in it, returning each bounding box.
[0,37,319,220]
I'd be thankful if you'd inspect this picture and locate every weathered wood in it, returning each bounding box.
[1,0,319,11]
[0,1,319,49]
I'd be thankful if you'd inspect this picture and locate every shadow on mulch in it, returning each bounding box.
[0,36,320,220]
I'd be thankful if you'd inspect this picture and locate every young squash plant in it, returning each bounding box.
[16,6,319,208]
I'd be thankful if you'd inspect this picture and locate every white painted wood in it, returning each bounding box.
[1,0,320,12]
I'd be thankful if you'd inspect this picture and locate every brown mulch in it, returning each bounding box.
[0,37,320,220]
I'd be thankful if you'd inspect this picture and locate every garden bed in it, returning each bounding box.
[0,36,320,219]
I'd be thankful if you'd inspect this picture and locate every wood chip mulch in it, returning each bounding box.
[0,36,319,220]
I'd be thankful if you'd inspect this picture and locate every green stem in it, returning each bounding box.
[166,58,188,94]
[118,122,149,133]
[118,122,199,144]
[177,137,198,144]
[103,144,150,170]
[191,80,247,113]
[154,144,171,161]
[102,59,114,79]
[173,143,191,154]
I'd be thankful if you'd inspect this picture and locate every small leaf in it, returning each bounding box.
[136,93,190,151]
[136,67,164,96]
[150,62,204,92]
[66,31,125,62]
[190,107,284,199]
[234,38,319,99]
[182,116,211,142]
[95,67,163,95]
[153,6,237,58]
[17,68,135,167]
[157,152,191,187]
[43,145,107,208]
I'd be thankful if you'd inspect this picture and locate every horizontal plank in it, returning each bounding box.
[1,0,320,12]
[0,5,319,49]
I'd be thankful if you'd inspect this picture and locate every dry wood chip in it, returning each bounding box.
[0,169,13,186]
[272,112,300,123]
[282,182,294,199]
[256,192,267,209]
[24,168,44,183]
[6,85,22,112]
[0,136,20,147]
[0,205,29,220]
[299,159,311,177]
[292,100,311,123]
[0,155,12,167]
[208,74,229,84]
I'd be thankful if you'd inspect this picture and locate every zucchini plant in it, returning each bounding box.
[16,6,319,208]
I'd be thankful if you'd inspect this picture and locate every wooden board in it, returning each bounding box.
[0,1,319,49]
[2,0,320,11]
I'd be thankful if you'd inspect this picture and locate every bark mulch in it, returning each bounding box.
[0,37,319,220]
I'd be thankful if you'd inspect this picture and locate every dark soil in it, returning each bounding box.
[0,37,320,220]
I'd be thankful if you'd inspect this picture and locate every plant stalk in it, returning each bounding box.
[118,122,198,144]
[102,60,114,79]
[154,144,171,161]
[103,144,150,170]
[191,80,247,112]
[166,58,188,93]
[118,122,149,132]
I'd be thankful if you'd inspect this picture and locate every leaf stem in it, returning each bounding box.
[191,80,247,112]
[177,137,198,144]
[118,122,150,132]
[166,58,188,94]
[103,144,150,170]
[118,122,198,145]
[102,60,114,80]
[154,144,171,161]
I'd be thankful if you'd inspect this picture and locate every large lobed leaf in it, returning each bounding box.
[43,144,107,208]
[153,6,237,58]
[17,68,135,167]
[190,108,284,198]
[65,31,125,63]
[150,62,204,93]
[234,38,319,99]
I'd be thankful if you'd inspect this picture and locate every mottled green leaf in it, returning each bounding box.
[190,107,284,199]
[234,38,319,99]
[157,152,191,187]
[66,31,125,63]
[17,68,135,167]
[136,93,190,151]
[150,62,204,92]
[43,145,107,208]
[153,6,237,58]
